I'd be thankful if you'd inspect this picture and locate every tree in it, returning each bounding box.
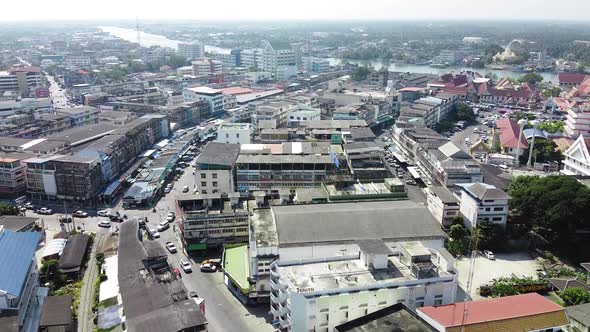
[351,65,372,81]
[561,287,590,306]
[520,139,562,164]
[473,221,505,251]
[456,103,476,123]
[484,44,504,57]
[577,62,587,74]
[446,224,471,257]
[538,121,565,134]
[519,73,544,85]
[542,86,562,98]
[0,204,19,216]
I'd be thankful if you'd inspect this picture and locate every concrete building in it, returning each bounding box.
[343,142,389,180]
[260,41,297,77]
[457,183,511,229]
[176,66,194,77]
[287,107,321,127]
[64,56,92,68]
[426,186,461,227]
[56,106,99,128]
[303,57,330,73]
[216,123,251,144]
[159,101,209,129]
[416,142,482,187]
[177,41,205,60]
[183,87,224,115]
[399,95,458,128]
[0,153,33,197]
[493,118,528,158]
[562,135,590,176]
[194,142,240,195]
[564,103,590,138]
[245,72,272,84]
[0,67,42,94]
[241,49,261,70]
[248,200,456,332]
[0,227,44,332]
[176,193,249,250]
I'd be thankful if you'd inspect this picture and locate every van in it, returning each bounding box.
[498,164,509,171]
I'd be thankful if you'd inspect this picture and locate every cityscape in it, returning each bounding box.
[1,2,590,332]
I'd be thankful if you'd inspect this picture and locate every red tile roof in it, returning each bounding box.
[558,73,587,85]
[496,118,528,149]
[418,293,563,328]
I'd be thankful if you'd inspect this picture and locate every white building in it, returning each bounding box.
[216,123,251,144]
[236,200,458,331]
[303,57,330,73]
[64,56,92,68]
[241,49,261,70]
[458,183,511,229]
[564,104,590,138]
[287,107,321,126]
[276,65,298,81]
[194,142,240,195]
[56,106,99,127]
[176,66,194,77]
[0,67,42,93]
[245,72,272,84]
[191,60,211,76]
[183,87,224,115]
[177,41,205,60]
[562,135,590,176]
[426,186,461,227]
[260,41,297,77]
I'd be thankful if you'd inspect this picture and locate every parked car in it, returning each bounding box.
[164,187,172,194]
[149,229,160,238]
[166,215,175,222]
[24,202,35,210]
[484,250,495,260]
[37,207,53,215]
[182,185,189,193]
[97,209,110,217]
[181,260,192,273]
[72,210,88,218]
[59,216,73,223]
[157,222,169,232]
[406,179,417,186]
[98,220,111,228]
[165,241,177,253]
[200,263,217,273]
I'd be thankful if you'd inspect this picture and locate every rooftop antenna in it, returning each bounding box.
[136,16,141,46]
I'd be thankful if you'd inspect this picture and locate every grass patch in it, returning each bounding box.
[98,296,118,309]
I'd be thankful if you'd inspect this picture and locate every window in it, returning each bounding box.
[485,207,491,212]
[201,174,206,179]
[212,173,217,179]
[201,181,207,187]
[201,190,207,194]
[212,181,218,187]
[493,207,504,211]
[415,296,425,308]
[492,217,503,221]
[434,295,443,306]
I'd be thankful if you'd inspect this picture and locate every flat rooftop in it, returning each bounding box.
[236,154,332,164]
[219,122,251,130]
[279,247,452,293]
[250,208,278,247]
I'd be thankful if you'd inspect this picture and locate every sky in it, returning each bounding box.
[1,0,590,22]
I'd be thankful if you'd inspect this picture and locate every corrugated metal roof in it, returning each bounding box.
[0,229,40,296]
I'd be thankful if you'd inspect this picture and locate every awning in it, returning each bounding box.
[102,180,123,197]
[407,166,421,179]
[141,149,157,158]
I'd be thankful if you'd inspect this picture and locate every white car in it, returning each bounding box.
[165,241,177,253]
[37,207,53,215]
[166,215,175,222]
[72,210,88,218]
[164,187,172,194]
[200,263,217,273]
[180,260,192,273]
[157,222,169,232]
[97,209,110,217]
[484,250,495,260]
[98,220,111,228]
[149,229,160,238]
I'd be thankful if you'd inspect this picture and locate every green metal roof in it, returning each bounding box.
[223,245,250,294]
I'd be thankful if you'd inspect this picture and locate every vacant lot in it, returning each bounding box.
[455,252,542,299]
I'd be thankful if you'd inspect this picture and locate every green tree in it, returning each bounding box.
[577,62,587,74]
[520,139,562,164]
[0,204,19,216]
[538,121,565,134]
[519,73,544,85]
[446,224,471,257]
[561,287,590,306]
[473,221,505,251]
[485,44,504,57]
[351,65,372,81]
[456,103,476,123]
[543,86,562,98]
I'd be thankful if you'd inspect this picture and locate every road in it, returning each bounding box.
[46,75,71,109]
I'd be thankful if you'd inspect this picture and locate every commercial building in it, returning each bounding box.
[56,106,99,128]
[245,72,272,84]
[176,193,249,250]
[0,153,32,197]
[159,100,209,129]
[392,126,448,164]
[216,123,251,144]
[399,95,458,128]
[287,107,321,127]
[194,142,240,195]
[303,57,330,73]
[334,303,437,332]
[251,200,455,332]
[0,227,44,332]
[415,142,482,186]
[0,66,42,94]
[183,86,224,115]
[260,41,297,77]
[177,41,205,60]
[417,293,569,332]
[426,186,461,227]
[343,142,389,180]
[457,182,511,229]
[562,135,590,176]
[64,56,92,68]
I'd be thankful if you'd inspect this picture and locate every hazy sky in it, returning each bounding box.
[2,0,590,22]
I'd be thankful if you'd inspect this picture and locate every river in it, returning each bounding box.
[99,26,557,82]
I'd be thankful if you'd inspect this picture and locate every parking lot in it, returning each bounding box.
[455,251,542,299]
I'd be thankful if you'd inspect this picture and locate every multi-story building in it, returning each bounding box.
[159,101,209,129]
[241,49,261,70]
[183,87,224,115]
[194,142,240,195]
[176,194,249,250]
[458,182,511,229]
[176,66,194,77]
[216,123,251,144]
[392,126,448,164]
[399,95,458,128]
[343,142,389,180]
[415,141,482,186]
[562,135,590,176]
[287,107,321,127]
[0,153,32,198]
[426,186,461,227]
[56,106,99,128]
[564,103,590,138]
[0,66,42,94]
[260,41,297,77]
[303,57,330,73]
[177,41,205,60]
[245,72,272,84]
[0,227,44,332]
[236,142,335,194]
[78,134,131,183]
[253,99,299,127]
[245,200,456,332]
[64,56,92,68]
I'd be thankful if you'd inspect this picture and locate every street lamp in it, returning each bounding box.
[527,120,540,168]
[515,119,528,167]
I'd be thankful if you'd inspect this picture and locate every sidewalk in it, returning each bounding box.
[78,234,105,332]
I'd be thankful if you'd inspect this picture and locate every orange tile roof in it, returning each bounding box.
[418,293,564,328]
